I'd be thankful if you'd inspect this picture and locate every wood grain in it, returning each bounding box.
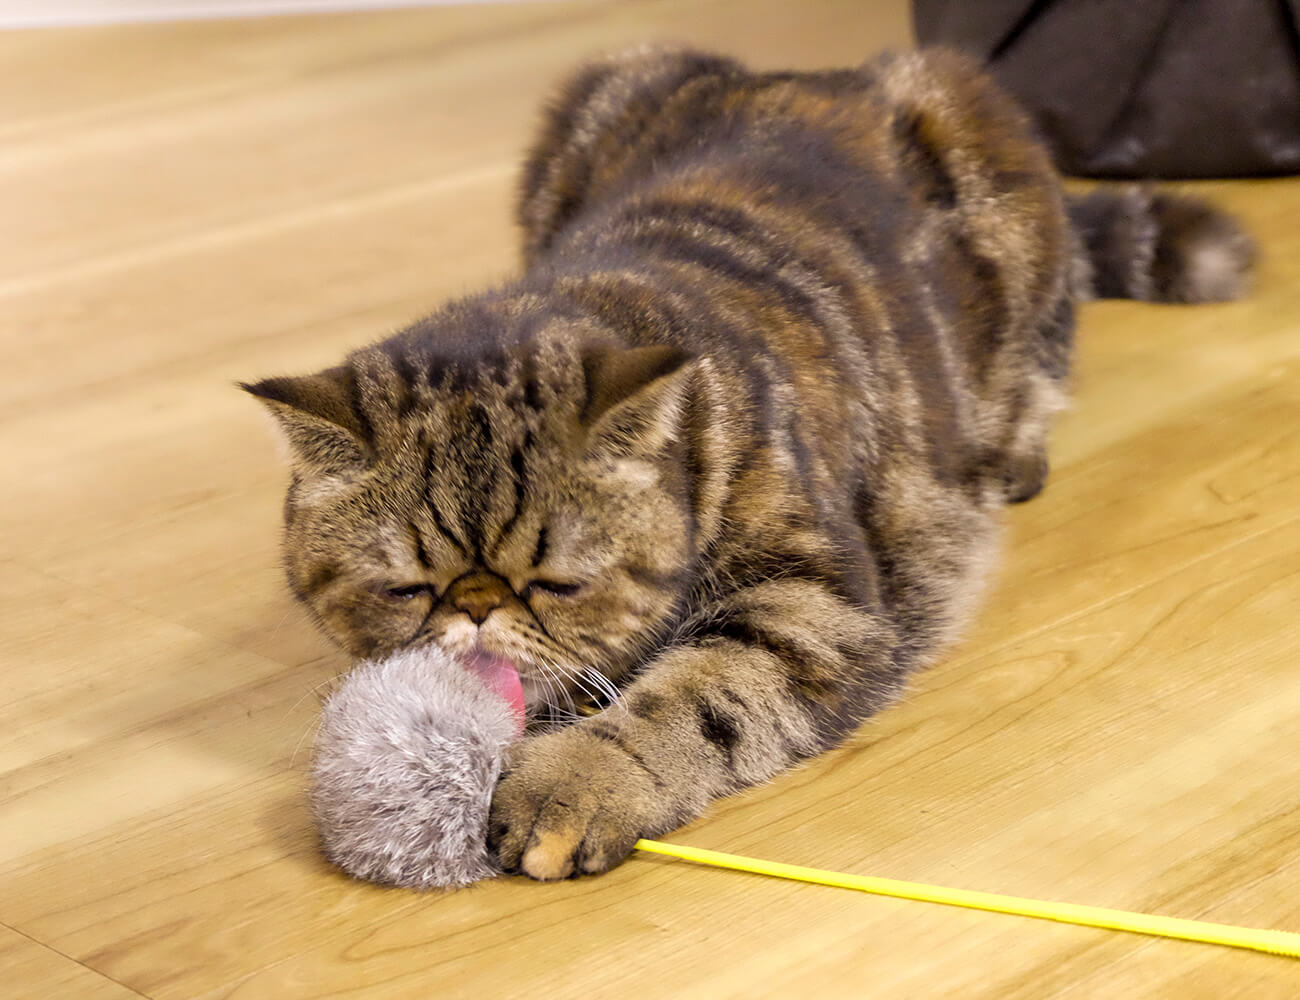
[0,925,144,1000]
[2,3,1297,997]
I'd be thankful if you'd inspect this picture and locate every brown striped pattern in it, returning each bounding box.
[244,46,1253,880]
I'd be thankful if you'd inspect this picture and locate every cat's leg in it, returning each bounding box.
[488,577,903,879]
[999,292,1075,504]
[1002,448,1049,504]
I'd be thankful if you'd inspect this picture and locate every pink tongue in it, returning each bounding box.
[464,649,525,729]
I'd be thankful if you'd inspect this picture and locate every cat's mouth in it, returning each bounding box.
[462,647,527,723]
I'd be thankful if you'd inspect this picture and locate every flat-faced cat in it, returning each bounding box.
[244,47,1253,880]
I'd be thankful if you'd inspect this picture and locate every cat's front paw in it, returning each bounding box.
[489,726,663,880]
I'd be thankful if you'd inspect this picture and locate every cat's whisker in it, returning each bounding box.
[563,665,617,714]
[282,674,343,724]
[540,659,583,720]
[513,627,612,717]
[524,646,578,720]
[288,719,322,768]
[581,666,627,714]
[533,660,564,712]
[266,606,294,642]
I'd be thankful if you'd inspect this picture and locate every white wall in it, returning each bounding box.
[0,0,546,29]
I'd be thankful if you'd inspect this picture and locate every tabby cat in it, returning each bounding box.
[244,47,1253,881]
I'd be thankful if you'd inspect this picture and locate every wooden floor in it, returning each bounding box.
[3,2,1299,997]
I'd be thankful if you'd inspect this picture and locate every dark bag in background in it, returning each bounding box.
[913,0,1300,178]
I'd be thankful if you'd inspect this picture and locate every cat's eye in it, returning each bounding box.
[523,579,584,599]
[384,584,432,601]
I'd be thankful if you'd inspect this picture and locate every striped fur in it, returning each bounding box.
[244,47,1253,880]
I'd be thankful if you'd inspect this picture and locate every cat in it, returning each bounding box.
[244,46,1253,881]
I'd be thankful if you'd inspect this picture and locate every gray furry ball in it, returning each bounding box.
[311,646,518,889]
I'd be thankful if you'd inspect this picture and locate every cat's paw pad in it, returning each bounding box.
[488,728,660,880]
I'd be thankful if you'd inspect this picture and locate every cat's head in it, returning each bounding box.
[244,305,705,714]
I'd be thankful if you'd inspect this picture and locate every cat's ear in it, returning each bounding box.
[240,366,371,477]
[580,344,694,456]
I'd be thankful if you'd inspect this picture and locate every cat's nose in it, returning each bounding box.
[448,573,510,625]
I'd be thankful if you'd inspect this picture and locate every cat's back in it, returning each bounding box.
[518,46,1070,306]
[515,47,1077,486]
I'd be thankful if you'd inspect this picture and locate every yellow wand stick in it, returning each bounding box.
[634,839,1300,959]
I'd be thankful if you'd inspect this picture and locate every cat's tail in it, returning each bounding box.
[1067,187,1256,304]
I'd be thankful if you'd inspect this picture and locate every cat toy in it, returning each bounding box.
[311,647,1300,960]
